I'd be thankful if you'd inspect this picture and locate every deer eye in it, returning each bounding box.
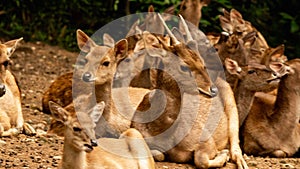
[102,61,110,67]
[180,65,190,72]
[248,70,255,74]
[73,127,82,132]
[124,58,131,63]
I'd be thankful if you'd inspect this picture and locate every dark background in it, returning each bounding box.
[0,0,299,59]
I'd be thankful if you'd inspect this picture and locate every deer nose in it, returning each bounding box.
[82,72,93,82]
[210,85,218,97]
[91,139,98,147]
[0,84,6,97]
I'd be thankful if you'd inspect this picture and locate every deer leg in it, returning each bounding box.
[150,150,165,161]
[216,78,248,169]
[271,150,287,158]
[0,111,11,136]
[194,139,229,169]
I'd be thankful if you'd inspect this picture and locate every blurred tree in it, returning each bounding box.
[0,0,299,58]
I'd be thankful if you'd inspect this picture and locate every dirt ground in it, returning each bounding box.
[0,41,299,169]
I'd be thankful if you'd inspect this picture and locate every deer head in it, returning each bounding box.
[0,38,23,97]
[76,29,128,85]
[49,101,105,152]
[225,58,281,92]
[157,14,217,97]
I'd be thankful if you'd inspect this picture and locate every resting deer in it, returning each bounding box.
[42,32,116,114]
[47,30,150,137]
[49,101,155,169]
[131,15,247,169]
[241,59,300,157]
[219,8,287,64]
[224,58,281,127]
[0,38,35,137]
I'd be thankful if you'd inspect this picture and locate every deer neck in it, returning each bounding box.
[95,81,113,114]
[156,71,182,99]
[271,76,300,130]
[235,81,256,127]
[61,139,87,169]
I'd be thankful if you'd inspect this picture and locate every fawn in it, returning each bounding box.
[0,38,26,137]
[241,59,300,157]
[49,101,155,169]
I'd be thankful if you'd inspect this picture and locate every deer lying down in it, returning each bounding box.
[0,38,35,137]
[47,30,150,137]
[49,101,155,169]
[224,57,281,127]
[132,15,247,169]
[241,59,300,157]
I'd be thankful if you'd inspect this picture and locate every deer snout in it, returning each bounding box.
[0,84,6,97]
[82,72,94,82]
[91,139,98,147]
[210,85,218,97]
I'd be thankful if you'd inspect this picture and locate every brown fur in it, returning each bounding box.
[224,58,281,127]
[49,101,155,169]
[179,0,211,28]
[0,38,25,137]
[47,30,150,137]
[131,18,247,168]
[241,59,300,157]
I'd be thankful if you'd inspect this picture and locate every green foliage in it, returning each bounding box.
[0,0,299,59]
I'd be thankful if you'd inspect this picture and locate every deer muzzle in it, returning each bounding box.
[82,72,96,82]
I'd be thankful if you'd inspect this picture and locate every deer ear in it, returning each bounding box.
[89,101,105,124]
[243,31,256,46]
[103,33,115,48]
[148,5,154,12]
[172,27,185,43]
[230,9,243,20]
[225,58,242,75]
[114,39,128,62]
[77,29,97,53]
[4,37,23,57]
[49,101,69,124]
[219,15,233,34]
[269,62,292,77]
[270,44,285,62]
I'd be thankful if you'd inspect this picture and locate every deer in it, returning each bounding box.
[224,58,282,127]
[46,29,150,137]
[131,14,248,169]
[179,0,211,28]
[241,58,300,157]
[219,8,287,64]
[0,38,35,138]
[42,32,116,115]
[49,101,155,169]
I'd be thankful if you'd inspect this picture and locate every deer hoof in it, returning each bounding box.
[23,123,36,136]
[151,150,165,161]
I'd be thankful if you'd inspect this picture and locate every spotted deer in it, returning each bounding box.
[46,30,150,137]
[49,101,155,169]
[0,38,36,137]
[131,15,248,169]
[241,59,300,157]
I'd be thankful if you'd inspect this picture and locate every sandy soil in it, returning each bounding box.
[0,41,299,169]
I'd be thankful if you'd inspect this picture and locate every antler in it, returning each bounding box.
[179,14,193,42]
[157,13,180,45]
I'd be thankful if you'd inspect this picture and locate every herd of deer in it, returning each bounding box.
[0,0,299,169]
